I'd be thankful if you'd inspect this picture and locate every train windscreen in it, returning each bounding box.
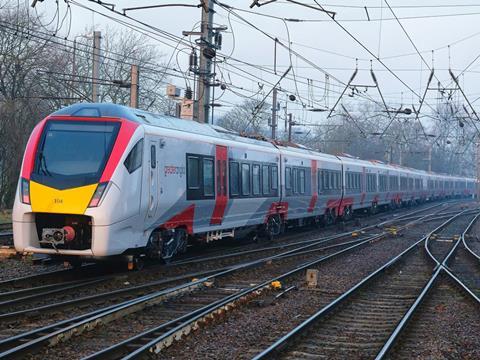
[32,120,120,189]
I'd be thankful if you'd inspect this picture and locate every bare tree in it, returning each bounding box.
[217,99,270,134]
[0,4,67,207]
[71,27,175,113]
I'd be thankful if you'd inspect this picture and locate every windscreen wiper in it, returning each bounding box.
[38,152,51,176]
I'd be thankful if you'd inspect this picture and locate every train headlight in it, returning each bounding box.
[88,182,109,208]
[21,178,30,204]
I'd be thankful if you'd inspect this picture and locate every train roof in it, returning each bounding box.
[52,103,475,181]
[53,102,279,150]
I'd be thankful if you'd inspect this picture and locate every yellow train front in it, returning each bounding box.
[12,104,145,263]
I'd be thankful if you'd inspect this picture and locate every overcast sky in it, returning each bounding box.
[35,1,480,126]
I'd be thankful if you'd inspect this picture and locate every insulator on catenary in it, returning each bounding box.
[185,87,193,100]
[189,49,198,70]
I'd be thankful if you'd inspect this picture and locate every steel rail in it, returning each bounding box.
[423,211,476,267]
[374,211,480,359]
[91,206,456,360]
[252,210,472,360]
[0,277,108,308]
[442,266,480,304]
[0,264,97,289]
[462,224,480,261]
[0,267,229,321]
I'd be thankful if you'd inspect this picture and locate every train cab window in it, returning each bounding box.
[252,164,261,195]
[242,163,251,195]
[187,156,200,189]
[262,165,270,195]
[32,121,120,189]
[124,139,143,174]
[271,166,278,191]
[203,159,214,196]
[150,145,156,169]
[285,167,292,190]
[229,162,240,196]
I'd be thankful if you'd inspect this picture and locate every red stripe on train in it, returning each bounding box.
[210,145,228,225]
[308,159,318,212]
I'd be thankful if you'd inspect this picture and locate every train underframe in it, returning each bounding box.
[25,193,471,270]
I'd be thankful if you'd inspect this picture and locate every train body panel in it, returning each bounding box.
[12,103,477,261]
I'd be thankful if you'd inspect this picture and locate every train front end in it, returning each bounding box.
[12,105,139,261]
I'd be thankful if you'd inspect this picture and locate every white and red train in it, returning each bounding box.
[12,103,476,265]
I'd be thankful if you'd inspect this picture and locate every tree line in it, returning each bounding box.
[217,99,476,178]
[0,2,173,208]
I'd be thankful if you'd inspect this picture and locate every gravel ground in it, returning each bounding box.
[388,277,480,360]
[28,213,454,360]
[156,217,452,359]
[0,257,65,282]
[0,200,467,358]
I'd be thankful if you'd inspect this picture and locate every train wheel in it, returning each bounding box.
[133,256,145,271]
[343,206,353,221]
[264,215,283,241]
[162,228,188,262]
[325,209,335,226]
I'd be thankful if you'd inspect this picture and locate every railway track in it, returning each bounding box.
[378,213,480,359]
[250,210,479,360]
[0,201,461,326]
[0,202,454,321]
[0,203,464,359]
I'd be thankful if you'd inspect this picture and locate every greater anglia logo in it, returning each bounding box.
[164,166,186,177]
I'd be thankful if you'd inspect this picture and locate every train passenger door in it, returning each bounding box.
[147,140,158,219]
[211,145,228,225]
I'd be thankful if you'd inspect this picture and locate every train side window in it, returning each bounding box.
[324,171,329,190]
[262,165,270,195]
[150,145,156,169]
[317,170,322,193]
[203,159,215,196]
[222,160,227,196]
[285,167,292,190]
[293,168,298,194]
[229,162,240,196]
[187,156,200,189]
[299,169,305,194]
[124,139,143,174]
[242,163,251,195]
[271,166,278,191]
[252,164,261,195]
